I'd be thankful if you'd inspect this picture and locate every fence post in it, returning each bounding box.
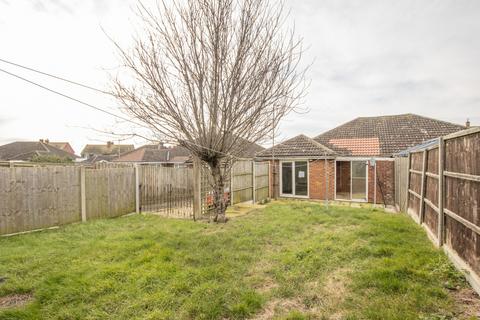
[80,166,87,222]
[437,137,445,246]
[193,157,201,220]
[406,153,411,213]
[230,163,234,205]
[252,161,256,204]
[135,164,140,214]
[419,150,428,223]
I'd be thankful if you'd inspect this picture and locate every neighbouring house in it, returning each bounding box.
[0,140,78,162]
[43,139,76,155]
[113,143,191,167]
[113,140,265,166]
[257,114,465,206]
[80,141,134,163]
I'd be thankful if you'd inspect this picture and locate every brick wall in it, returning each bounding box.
[267,158,395,205]
[368,160,395,205]
[309,159,335,200]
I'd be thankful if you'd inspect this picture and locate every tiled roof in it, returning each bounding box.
[114,145,191,163]
[81,143,134,157]
[233,138,265,158]
[115,139,264,162]
[81,154,118,164]
[314,114,464,156]
[47,142,75,155]
[256,134,335,158]
[0,141,78,161]
[328,138,380,156]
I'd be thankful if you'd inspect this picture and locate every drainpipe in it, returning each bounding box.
[324,155,329,209]
[373,159,377,207]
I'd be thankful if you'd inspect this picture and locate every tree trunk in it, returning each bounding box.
[210,162,228,223]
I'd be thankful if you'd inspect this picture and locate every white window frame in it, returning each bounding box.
[334,159,369,202]
[280,159,310,198]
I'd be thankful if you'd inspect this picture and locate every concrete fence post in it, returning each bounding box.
[230,163,234,205]
[252,161,256,204]
[135,164,140,214]
[80,166,87,222]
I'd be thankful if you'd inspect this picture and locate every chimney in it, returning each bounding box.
[466,118,470,128]
[107,141,114,148]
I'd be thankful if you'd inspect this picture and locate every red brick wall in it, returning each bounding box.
[309,159,335,200]
[267,158,395,205]
[368,160,395,205]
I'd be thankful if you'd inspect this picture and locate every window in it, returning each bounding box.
[281,161,308,197]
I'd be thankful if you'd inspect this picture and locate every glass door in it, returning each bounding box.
[351,161,367,201]
[294,161,308,196]
[281,161,308,197]
[281,162,293,195]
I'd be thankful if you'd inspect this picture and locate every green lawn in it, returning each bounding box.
[0,201,476,319]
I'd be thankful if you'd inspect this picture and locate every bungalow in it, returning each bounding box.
[80,141,134,163]
[113,143,191,167]
[0,140,78,162]
[256,114,465,206]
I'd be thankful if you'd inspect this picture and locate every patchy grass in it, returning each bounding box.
[0,201,477,319]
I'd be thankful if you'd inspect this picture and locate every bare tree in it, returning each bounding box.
[112,0,306,222]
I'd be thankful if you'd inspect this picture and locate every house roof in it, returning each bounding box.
[114,144,191,163]
[81,143,134,156]
[80,154,119,164]
[314,114,464,156]
[47,142,75,154]
[0,141,78,161]
[256,134,335,158]
[233,138,265,158]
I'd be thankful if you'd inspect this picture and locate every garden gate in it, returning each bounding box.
[138,164,194,218]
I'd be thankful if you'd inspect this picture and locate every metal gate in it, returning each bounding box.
[139,165,194,218]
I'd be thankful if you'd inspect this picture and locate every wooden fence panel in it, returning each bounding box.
[394,157,409,212]
[402,128,480,293]
[255,162,269,203]
[197,160,270,217]
[410,152,424,171]
[423,147,439,236]
[0,166,81,235]
[424,175,439,235]
[231,160,254,205]
[85,167,136,220]
[443,130,480,276]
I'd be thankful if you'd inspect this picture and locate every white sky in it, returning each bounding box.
[0,0,479,154]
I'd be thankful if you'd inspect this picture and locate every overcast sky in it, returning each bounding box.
[0,0,479,154]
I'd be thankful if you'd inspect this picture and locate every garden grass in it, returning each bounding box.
[0,200,477,319]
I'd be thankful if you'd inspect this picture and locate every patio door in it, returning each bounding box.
[281,161,308,197]
[351,161,367,201]
[335,160,367,201]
